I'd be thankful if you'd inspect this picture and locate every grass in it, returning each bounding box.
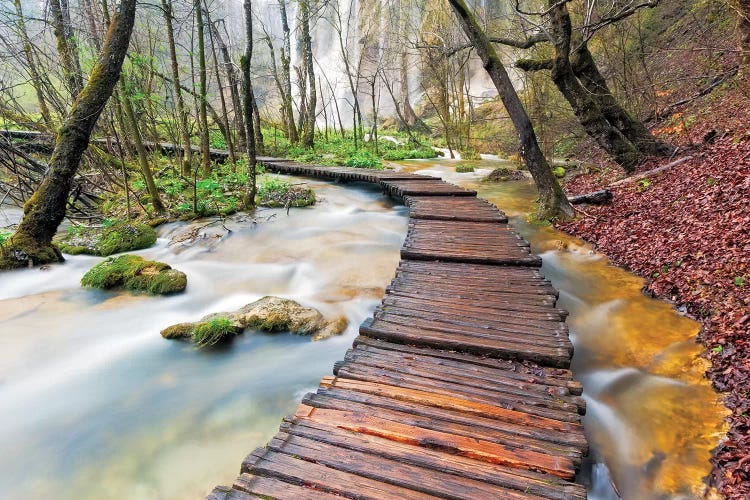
[192,318,241,347]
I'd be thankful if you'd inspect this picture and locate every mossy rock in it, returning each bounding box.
[56,222,157,256]
[483,168,526,182]
[81,254,187,295]
[0,232,63,270]
[552,166,566,178]
[160,296,349,348]
[259,185,316,208]
[455,164,475,173]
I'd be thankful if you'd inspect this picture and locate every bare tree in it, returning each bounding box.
[242,0,258,207]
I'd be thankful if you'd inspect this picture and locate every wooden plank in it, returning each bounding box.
[293,404,576,479]
[229,475,342,500]
[305,388,587,452]
[266,432,544,499]
[333,364,583,420]
[360,318,573,368]
[346,342,582,394]
[352,336,582,393]
[280,418,587,500]
[317,377,583,432]
[241,447,431,500]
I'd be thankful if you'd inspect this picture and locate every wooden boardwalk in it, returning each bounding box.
[209,160,587,500]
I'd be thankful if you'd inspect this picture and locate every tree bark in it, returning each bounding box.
[300,0,317,148]
[447,0,573,219]
[49,0,84,99]
[3,0,137,269]
[242,0,257,208]
[205,6,237,169]
[734,0,750,72]
[548,1,641,172]
[570,42,673,155]
[278,0,299,143]
[161,0,193,175]
[195,0,212,175]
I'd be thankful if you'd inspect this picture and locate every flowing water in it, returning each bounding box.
[1,161,727,499]
[0,179,407,499]
[395,159,727,500]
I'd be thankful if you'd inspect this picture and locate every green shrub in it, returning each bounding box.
[345,150,382,169]
[455,164,475,173]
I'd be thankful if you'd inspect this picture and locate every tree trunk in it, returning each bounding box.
[49,0,84,99]
[212,22,247,150]
[162,0,193,175]
[242,0,257,208]
[571,42,674,156]
[734,0,750,72]
[300,0,317,148]
[119,79,166,215]
[548,1,641,173]
[14,0,53,127]
[278,0,299,144]
[195,0,212,175]
[447,0,573,220]
[205,7,237,169]
[2,0,137,270]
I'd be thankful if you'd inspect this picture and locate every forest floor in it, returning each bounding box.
[556,82,750,498]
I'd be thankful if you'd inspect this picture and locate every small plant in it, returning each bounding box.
[735,276,746,287]
[0,231,11,246]
[712,345,724,354]
[192,318,240,348]
[455,163,475,173]
[345,150,382,169]
[636,178,652,192]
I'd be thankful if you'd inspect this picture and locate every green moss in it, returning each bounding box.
[552,167,566,178]
[81,254,187,295]
[56,222,157,256]
[160,322,196,339]
[455,164,475,173]
[192,318,242,348]
[0,232,63,270]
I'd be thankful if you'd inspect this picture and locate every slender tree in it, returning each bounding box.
[242,0,258,207]
[161,0,193,175]
[195,0,211,175]
[447,0,573,219]
[299,0,317,147]
[1,0,138,269]
[49,0,84,99]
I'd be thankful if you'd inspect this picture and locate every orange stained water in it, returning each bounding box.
[395,159,728,500]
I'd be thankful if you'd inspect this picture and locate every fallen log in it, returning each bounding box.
[568,189,612,205]
[609,156,693,187]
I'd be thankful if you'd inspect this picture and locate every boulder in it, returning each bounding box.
[483,168,526,182]
[160,296,348,347]
[56,222,157,256]
[81,254,187,295]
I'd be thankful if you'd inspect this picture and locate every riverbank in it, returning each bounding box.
[556,87,750,497]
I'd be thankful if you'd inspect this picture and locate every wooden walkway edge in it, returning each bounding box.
[209,160,588,500]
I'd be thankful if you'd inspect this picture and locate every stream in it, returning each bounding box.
[0,160,727,499]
